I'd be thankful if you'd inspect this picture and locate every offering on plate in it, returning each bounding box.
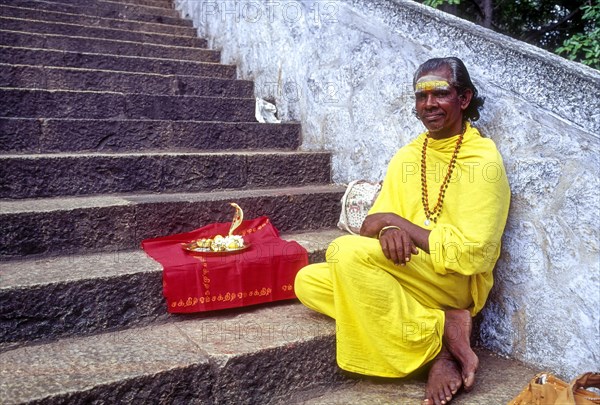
[210,234,245,251]
[228,202,243,236]
[183,203,247,253]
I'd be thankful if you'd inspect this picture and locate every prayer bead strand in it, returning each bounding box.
[420,128,465,225]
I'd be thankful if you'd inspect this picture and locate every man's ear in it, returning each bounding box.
[459,89,473,110]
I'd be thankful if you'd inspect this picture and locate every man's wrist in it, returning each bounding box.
[378,225,402,239]
[376,213,395,228]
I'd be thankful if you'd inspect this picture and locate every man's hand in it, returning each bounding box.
[379,226,419,265]
[361,213,419,265]
[361,212,432,261]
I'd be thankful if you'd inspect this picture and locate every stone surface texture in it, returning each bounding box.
[0,16,206,47]
[0,303,345,405]
[0,4,196,35]
[292,349,538,405]
[0,46,236,77]
[0,30,213,60]
[0,0,357,402]
[0,65,250,96]
[0,229,343,348]
[1,0,185,24]
[0,185,344,258]
[0,151,330,198]
[175,0,600,378]
[0,300,539,404]
[0,89,256,121]
[0,322,214,404]
[0,119,301,153]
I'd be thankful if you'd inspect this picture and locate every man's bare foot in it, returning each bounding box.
[422,347,462,405]
[444,309,479,391]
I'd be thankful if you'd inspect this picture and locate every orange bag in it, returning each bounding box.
[509,372,600,405]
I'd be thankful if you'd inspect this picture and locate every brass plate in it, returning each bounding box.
[181,242,250,255]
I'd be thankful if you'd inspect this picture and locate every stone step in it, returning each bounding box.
[122,0,172,7]
[44,0,174,10]
[0,30,215,62]
[1,0,192,26]
[0,118,301,154]
[0,151,331,198]
[0,88,254,120]
[0,228,344,348]
[0,302,347,404]
[96,0,172,8]
[76,0,174,8]
[135,0,172,7]
[98,0,173,8]
[0,5,196,36]
[0,16,205,48]
[39,0,180,18]
[293,349,539,405]
[0,64,252,97]
[0,185,345,258]
[0,46,233,77]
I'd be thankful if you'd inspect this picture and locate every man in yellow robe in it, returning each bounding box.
[295,57,510,405]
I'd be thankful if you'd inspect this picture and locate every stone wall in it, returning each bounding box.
[175,0,600,378]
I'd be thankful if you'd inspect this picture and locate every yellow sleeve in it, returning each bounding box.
[428,148,510,276]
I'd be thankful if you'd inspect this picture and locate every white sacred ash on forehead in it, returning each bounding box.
[415,74,451,92]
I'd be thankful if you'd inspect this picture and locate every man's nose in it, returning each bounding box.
[424,94,437,108]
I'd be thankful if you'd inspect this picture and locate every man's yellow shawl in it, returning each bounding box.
[370,122,511,315]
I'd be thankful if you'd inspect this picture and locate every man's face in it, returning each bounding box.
[414,67,472,139]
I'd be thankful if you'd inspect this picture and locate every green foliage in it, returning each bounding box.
[423,0,460,7]
[556,3,600,69]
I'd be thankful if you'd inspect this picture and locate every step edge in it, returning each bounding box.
[0,63,253,82]
[98,0,178,12]
[0,15,201,41]
[0,150,331,159]
[0,228,345,290]
[47,0,180,16]
[0,117,297,125]
[0,3,194,30]
[0,28,209,51]
[0,184,346,214]
[0,45,231,67]
[0,86,254,98]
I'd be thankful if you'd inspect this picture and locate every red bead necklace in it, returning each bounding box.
[420,127,465,226]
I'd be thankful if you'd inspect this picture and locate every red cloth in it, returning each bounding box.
[141,217,308,313]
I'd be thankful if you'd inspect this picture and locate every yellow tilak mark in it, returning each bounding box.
[415,80,450,92]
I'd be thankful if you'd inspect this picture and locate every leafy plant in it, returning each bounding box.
[556,3,600,69]
[423,0,460,7]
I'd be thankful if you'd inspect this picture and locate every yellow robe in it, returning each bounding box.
[294,123,510,378]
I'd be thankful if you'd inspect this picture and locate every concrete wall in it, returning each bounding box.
[175,0,600,378]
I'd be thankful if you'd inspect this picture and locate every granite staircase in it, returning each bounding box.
[0,0,537,403]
